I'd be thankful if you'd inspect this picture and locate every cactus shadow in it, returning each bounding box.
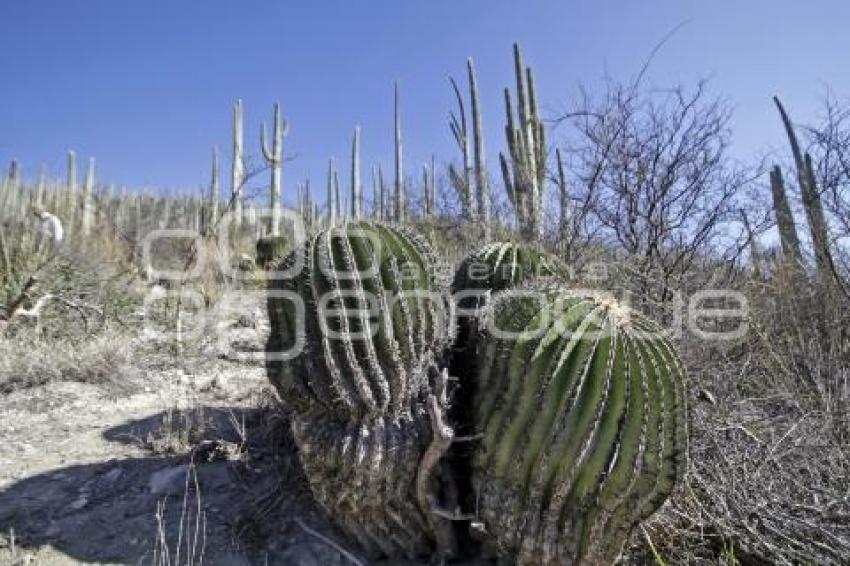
[0,407,362,565]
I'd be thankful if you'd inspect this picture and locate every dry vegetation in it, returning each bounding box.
[1,44,849,565]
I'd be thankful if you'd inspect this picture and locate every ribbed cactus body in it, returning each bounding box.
[291,409,433,557]
[452,242,564,309]
[468,289,687,565]
[266,221,453,558]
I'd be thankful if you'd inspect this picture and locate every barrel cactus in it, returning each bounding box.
[467,288,688,565]
[266,222,455,558]
[452,242,564,306]
[256,235,288,269]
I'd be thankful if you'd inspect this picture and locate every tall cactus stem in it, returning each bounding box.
[261,102,289,236]
[231,99,244,228]
[351,125,362,219]
[468,57,490,239]
[394,82,405,222]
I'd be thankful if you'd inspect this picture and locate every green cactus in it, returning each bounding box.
[255,235,288,269]
[769,165,803,268]
[467,288,687,565]
[452,241,564,309]
[500,43,547,241]
[260,102,289,236]
[266,221,454,558]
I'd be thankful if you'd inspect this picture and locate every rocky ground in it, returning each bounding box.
[0,303,366,565]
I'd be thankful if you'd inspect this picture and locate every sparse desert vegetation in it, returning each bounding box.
[2,7,850,565]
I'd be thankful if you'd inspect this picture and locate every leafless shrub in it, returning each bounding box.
[556,79,755,304]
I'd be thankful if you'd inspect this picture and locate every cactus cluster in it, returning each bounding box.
[266,221,454,558]
[266,229,687,564]
[467,289,687,564]
[500,43,547,241]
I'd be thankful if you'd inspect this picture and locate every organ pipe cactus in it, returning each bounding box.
[769,165,803,268]
[774,97,839,287]
[67,150,77,196]
[231,99,245,227]
[351,126,362,219]
[449,75,474,220]
[468,57,490,237]
[467,288,688,564]
[266,222,455,559]
[326,158,336,224]
[209,145,220,232]
[394,83,405,222]
[500,43,546,241]
[261,102,289,236]
[81,157,95,236]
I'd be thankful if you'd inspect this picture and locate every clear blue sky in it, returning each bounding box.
[2,1,849,204]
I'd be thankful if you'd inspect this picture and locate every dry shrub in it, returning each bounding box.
[626,269,850,565]
[0,331,134,393]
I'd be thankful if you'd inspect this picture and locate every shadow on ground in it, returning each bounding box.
[0,407,360,565]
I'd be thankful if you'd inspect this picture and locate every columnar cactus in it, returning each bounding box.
[231,99,245,227]
[351,126,362,219]
[67,150,77,196]
[394,82,405,222]
[209,144,220,232]
[769,165,803,267]
[81,157,95,236]
[449,75,474,220]
[467,289,688,565]
[774,97,837,285]
[500,43,546,241]
[555,148,570,256]
[423,156,435,218]
[266,222,454,558]
[326,158,337,224]
[468,57,490,238]
[261,102,289,236]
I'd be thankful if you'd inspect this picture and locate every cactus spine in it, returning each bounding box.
[261,102,288,236]
[468,289,688,564]
[394,82,405,222]
[769,165,803,267]
[500,43,546,241]
[231,99,244,227]
[266,222,454,559]
[351,125,362,219]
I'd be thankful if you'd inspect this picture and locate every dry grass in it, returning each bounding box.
[625,272,850,565]
[0,330,134,394]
